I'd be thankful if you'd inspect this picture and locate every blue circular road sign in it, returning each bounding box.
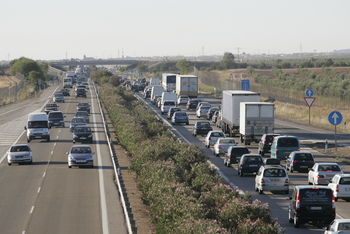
[328,111,343,126]
[305,89,314,97]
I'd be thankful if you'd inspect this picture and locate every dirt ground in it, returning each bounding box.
[0,75,21,88]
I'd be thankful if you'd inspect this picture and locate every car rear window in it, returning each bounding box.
[299,189,332,203]
[231,148,250,154]
[164,102,175,105]
[295,153,313,160]
[220,139,235,144]
[318,165,341,171]
[339,177,350,184]
[244,156,262,163]
[278,138,299,147]
[176,112,187,116]
[212,132,224,137]
[266,135,278,142]
[263,169,286,177]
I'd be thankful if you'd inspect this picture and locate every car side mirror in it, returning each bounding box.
[24,126,27,130]
[66,152,69,155]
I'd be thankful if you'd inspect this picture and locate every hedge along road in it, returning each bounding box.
[0,83,128,234]
[136,92,350,234]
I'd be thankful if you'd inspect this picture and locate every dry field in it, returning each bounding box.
[0,75,21,88]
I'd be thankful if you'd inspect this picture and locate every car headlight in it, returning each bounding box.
[73,134,78,138]
[88,134,92,138]
[49,121,53,123]
[42,132,49,135]
[60,120,64,122]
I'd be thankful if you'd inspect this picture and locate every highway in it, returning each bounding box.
[0,83,128,234]
[136,92,350,233]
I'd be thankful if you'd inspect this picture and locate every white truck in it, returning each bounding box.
[162,73,177,92]
[161,92,177,105]
[239,102,274,145]
[150,85,164,103]
[63,77,72,88]
[221,90,260,137]
[24,113,50,143]
[175,75,198,98]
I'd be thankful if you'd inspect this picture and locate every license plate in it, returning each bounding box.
[35,136,41,138]
[249,164,257,167]
[271,179,280,182]
[310,206,322,210]
[345,188,350,191]
[76,160,86,163]
[285,151,291,154]
[327,175,335,177]
[300,166,308,168]
[54,123,59,125]
[80,137,86,139]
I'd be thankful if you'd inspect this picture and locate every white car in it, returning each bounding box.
[328,174,350,201]
[177,95,190,105]
[213,138,237,156]
[196,105,211,118]
[7,144,33,165]
[160,100,176,115]
[324,219,350,233]
[255,165,289,194]
[205,130,225,148]
[308,163,343,185]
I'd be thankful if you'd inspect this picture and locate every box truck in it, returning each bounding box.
[221,90,260,137]
[175,75,198,98]
[162,73,177,92]
[239,102,274,145]
[150,78,160,86]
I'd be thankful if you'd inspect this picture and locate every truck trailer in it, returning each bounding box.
[175,75,198,98]
[162,73,177,92]
[221,90,260,137]
[239,102,274,145]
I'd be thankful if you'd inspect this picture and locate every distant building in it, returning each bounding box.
[82,55,96,61]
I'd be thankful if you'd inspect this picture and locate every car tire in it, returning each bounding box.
[239,170,243,177]
[258,188,263,194]
[335,197,338,202]
[8,163,11,166]
[290,167,293,173]
[261,151,265,156]
[186,122,189,125]
[194,133,197,137]
[62,123,65,128]
[47,137,50,142]
[294,215,300,228]
[68,165,72,168]
[171,122,174,125]
[308,180,312,185]
[27,139,30,143]
[226,162,230,167]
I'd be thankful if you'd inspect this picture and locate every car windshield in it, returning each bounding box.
[318,165,341,171]
[49,113,63,118]
[176,112,187,116]
[339,178,350,184]
[10,145,30,152]
[72,118,86,123]
[78,103,88,107]
[201,106,210,109]
[54,93,63,97]
[244,156,262,163]
[28,121,47,129]
[338,223,350,231]
[71,147,91,154]
[263,169,286,177]
[300,189,332,203]
[211,132,224,137]
[231,148,250,154]
[76,112,88,116]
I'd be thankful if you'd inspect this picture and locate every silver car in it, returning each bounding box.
[53,92,65,103]
[213,138,237,156]
[255,165,289,194]
[67,145,95,168]
[7,144,33,165]
[196,105,211,118]
[205,130,225,148]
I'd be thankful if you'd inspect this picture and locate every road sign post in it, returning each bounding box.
[328,111,343,151]
[304,97,316,125]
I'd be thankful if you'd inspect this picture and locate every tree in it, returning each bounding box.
[258,62,266,69]
[27,70,45,86]
[220,52,235,69]
[176,59,191,74]
[137,62,148,73]
[10,57,41,77]
[325,59,334,67]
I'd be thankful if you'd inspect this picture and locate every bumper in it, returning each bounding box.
[28,135,50,140]
[260,185,289,192]
[8,158,32,163]
[240,167,260,174]
[68,160,94,167]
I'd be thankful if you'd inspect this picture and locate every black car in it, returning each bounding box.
[167,107,182,119]
[76,102,91,113]
[206,107,219,120]
[60,88,70,96]
[186,98,202,110]
[285,151,315,172]
[224,146,250,166]
[258,134,280,156]
[192,121,212,136]
[287,186,335,228]
[75,88,87,98]
[74,111,90,123]
[48,111,65,127]
[238,154,263,177]
[72,125,93,143]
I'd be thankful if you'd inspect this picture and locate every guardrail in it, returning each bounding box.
[93,83,136,234]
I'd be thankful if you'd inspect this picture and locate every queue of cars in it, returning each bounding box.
[142,88,349,230]
[8,79,95,168]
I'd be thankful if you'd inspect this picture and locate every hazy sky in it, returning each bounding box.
[1,0,349,61]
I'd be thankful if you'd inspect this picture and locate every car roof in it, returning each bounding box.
[315,162,339,165]
[71,145,91,149]
[294,185,332,190]
[262,165,284,169]
[48,111,62,113]
[229,146,249,148]
[292,151,312,154]
[242,154,261,157]
[334,174,350,177]
[333,219,350,223]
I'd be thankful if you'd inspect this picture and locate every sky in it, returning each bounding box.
[1,0,350,61]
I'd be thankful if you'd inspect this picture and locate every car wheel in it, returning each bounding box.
[171,122,174,125]
[294,215,300,228]
[90,139,93,143]
[261,151,265,156]
[47,137,50,142]
[8,163,11,166]
[258,188,263,194]
[308,180,312,185]
[27,139,30,143]
[194,133,197,137]
[215,153,219,157]
[226,162,230,167]
[68,165,72,168]
[73,141,75,144]
[335,197,338,202]
[186,122,189,125]
[29,160,33,164]
[62,123,65,128]
[290,167,293,173]
[239,170,243,177]
[90,165,94,168]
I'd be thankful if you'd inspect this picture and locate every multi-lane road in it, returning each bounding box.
[0,83,128,234]
[136,92,350,233]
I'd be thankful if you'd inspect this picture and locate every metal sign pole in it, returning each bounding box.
[335,125,337,152]
[308,106,311,125]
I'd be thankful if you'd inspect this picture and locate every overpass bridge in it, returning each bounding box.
[49,59,139,67]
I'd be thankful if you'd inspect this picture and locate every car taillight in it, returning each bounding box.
[228,155,232,159]
[336,184,339,192]
[285,179,289,184]
[218,145,223,149]
[297,148,301,151]
[332,194,336,211]
[292,160,296,164]
[263,138,267,145]
[296,191,300,210]
[317,175,325,178]
[208,137,211,140]
[261,178,265,185]
[240,162,245,166]
[210,127,213,130]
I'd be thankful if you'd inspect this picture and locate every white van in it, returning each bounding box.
[151,86,164,102]
[24,113,50,143]
[63,77,72,88]
[161,92,177,105]
[150,78,160,86]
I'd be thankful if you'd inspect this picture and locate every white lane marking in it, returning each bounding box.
[37,187,41,193]
[47,161,50,165]
[91,84,109,234]
[43,172,46,177]
[51,151,54,155]
[54,143,56,146]
[30,206,35,214]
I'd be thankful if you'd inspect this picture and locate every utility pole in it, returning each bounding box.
[235,47,241,61]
